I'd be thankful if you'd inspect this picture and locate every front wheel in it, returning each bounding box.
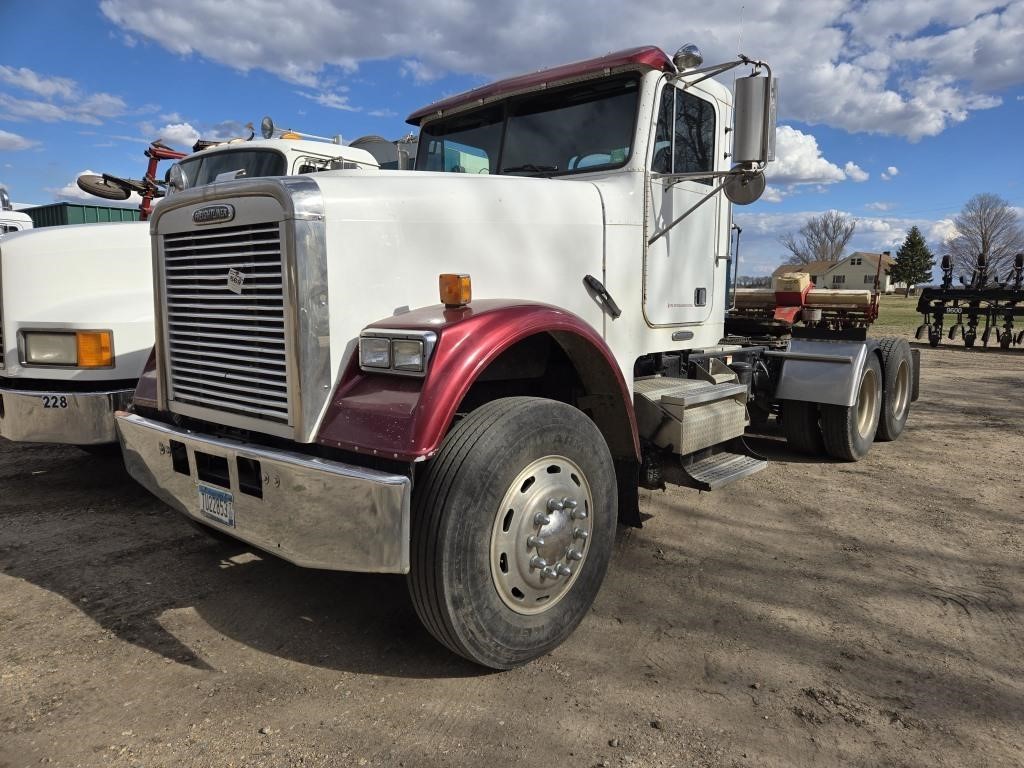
[408,397,617,669]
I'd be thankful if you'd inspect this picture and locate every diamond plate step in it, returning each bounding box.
[681,451,767,491]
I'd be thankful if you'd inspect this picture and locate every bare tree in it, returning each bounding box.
[944,193,1024,279]
[778,210,856,264]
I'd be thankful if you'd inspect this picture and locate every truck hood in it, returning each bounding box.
[0,221,155,380]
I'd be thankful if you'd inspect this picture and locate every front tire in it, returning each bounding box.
[408,397,617,669]
[820,354,882,461]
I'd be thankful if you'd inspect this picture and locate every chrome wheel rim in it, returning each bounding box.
[891,359,910,421]
[490,455,594,615]
[856,365,879,438]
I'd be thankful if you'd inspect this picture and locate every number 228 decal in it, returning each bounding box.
[41,395,68,409]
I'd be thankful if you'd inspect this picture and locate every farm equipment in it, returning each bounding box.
[727,256,885,346]
[916,253,1024,349]
[76,140,187,221]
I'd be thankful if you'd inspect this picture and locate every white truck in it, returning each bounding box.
[0,133,383,447]
[115,45,918,669]
[0,188,33,235]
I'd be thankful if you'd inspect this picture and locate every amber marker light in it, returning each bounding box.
[439,273,472,308]
[76,331,114,368]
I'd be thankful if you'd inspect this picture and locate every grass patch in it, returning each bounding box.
[871,294,923,339]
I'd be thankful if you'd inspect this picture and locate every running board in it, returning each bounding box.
[664,439,768,491]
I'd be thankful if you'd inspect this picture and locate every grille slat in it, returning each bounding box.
[162,220,290,424]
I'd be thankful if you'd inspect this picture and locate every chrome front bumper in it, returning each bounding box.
[115,412,412,574]
[0,386,133,445]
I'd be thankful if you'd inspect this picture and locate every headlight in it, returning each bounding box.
[22,330,114,368]
[23,332,77,365]
[358,330,437,376]
[358,336,391,369]
[392,339,425,372]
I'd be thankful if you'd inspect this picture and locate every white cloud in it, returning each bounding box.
[54,169,142,208]
[0,65,76,99]
[156,122,201,150]
[881,166,899,181]
[99,0,1024,140]
[0,64,128,126]
[764,126,869,196]
[0,128,38,151]
[843,161,869,182]
[865,201,895,211]
[297,91,359,112]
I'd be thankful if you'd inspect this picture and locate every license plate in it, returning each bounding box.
[198,485,235,527]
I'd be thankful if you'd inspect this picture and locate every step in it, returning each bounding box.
[681,451,767,491]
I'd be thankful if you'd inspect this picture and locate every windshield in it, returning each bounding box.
[173,148,287,190]
[416,74,641,177]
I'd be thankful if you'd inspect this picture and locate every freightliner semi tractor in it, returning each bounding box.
[115,45,918,668]
[0,130,388,448]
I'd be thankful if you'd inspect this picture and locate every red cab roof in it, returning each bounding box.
[406,46,673,126]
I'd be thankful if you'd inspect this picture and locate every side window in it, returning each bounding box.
[1,224,18,234]
[651,85,716,184]
[651,86,673,174]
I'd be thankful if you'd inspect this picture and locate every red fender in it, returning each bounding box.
[316,299,640,463]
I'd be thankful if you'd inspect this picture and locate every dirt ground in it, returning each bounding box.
[1,342,1022,768]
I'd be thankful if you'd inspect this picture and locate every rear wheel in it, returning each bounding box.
[781,400,825,455]
[408,397,617,669]
[876,337,912,442]
[820,354,882,461]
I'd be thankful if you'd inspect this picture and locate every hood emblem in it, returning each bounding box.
[193,204,235,225]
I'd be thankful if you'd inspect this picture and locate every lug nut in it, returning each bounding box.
[556,564,572,577]
[527,535,545,549]
[530,556,548,570]
[542,566,559,579]
[573,528,588,541]
[570,508,588,520]
[534,512,551,527]
[563,498,578,509]
[567,548,583,561]
[547,498,565,512]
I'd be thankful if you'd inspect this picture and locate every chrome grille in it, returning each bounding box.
[162,221,290,423]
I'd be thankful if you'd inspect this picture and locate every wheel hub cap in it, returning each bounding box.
[490,455,593,615]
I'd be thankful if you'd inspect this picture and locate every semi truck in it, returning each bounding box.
[115,44,918,669]
[0,130,385,448]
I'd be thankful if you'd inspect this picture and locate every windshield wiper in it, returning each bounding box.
[501,163,559,174]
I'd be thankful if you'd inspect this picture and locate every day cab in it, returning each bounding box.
[116,44,916,668]
[0,134,380,448]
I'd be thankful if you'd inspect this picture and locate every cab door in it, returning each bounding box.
[644,82,721,326]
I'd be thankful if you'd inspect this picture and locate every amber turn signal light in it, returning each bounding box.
[439,273,472,307]
[76,331,114,368]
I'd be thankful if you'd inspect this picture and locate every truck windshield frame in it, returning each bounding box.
[173,148,288,190]
[416,74,643,178]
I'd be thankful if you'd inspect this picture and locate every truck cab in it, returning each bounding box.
[115,45,916,669]
[0,136,379,447]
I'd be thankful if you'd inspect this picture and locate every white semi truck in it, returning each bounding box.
[0,132,384,447]
[115,45,918,668]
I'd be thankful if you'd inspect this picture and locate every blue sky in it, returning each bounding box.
[2,0,1022,276]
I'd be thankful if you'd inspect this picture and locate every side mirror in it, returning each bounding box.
[733,74,777,165]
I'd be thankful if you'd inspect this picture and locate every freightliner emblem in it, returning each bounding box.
[192,204,235,225]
